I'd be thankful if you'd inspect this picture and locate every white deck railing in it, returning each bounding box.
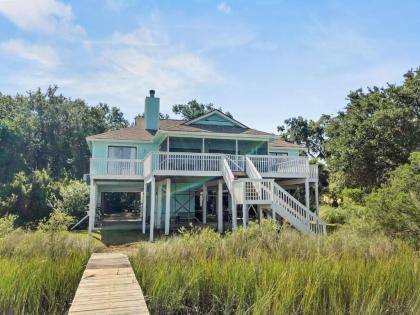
[90,158,143,177]
[309,164,318,181]
[226,154,245,172]
[150,151,223,176]
[247,155,309,178]
[90,153,317,180]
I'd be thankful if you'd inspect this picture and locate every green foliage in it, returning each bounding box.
[325,69,420,189]
[37,210,75,233]
[278,114,330,158]
[52,180,89,219]
[131,222,420,315]
[367,152,420,247]
[0,86,128,182]
[0,170,59,226]
[172,100,233,120]
[0,230,93,314]
[320,205,349,225]
[0,171,88,227]
[0,214,18,237]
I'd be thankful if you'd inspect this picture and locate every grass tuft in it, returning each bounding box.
[0,230,94,314]
[131,220,420,315]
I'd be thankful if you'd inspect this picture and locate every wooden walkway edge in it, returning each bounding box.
[68,253,149,315]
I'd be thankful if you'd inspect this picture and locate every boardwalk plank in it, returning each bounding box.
[68,253,149,315]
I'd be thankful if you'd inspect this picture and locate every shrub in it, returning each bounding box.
[0,214,18,237]
[51,180,89,220]
[367,152,420,247]
[0,170,58,226]
[38,210,75,233]
[320,205,348,225]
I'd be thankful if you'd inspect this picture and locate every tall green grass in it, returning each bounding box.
[131,220,420,315]
[0,231,94,314]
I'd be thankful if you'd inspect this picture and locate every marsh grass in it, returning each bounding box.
[0,230,94,314]
[131,220,420,315]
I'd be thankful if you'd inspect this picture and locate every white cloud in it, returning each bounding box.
[217,2,231,14]
[105,0,135,12]
[0,39,60,67]
[5,26,220,118]
[0,0,84,36]
[111,27,169,47]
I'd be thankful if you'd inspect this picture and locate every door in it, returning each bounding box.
[108,146,137,175]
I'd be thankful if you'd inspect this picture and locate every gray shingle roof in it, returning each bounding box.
[87,119,273,141]
[269,139,303,148]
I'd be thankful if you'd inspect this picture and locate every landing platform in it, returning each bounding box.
[68,253,149,315]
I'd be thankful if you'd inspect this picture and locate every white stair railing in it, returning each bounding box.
[222,159,235,193]
[244,156,325,235]
[245,157,262,179]
[272,182,326,234]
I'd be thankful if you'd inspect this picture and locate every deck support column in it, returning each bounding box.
[258,205,263,223]
[243,204,247,227]
[165,178,171,235]
[232,196,237,230]
[142,183,147,234]
[202,184,207,224]
[217,180,223,233]
[305,178,310,211]
[149,177,156,241]
[88,180,96,233]
[315,181,319,215]
[157,183,162,229]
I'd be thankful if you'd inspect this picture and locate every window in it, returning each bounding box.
[107,146,138,175]
[108,146,137,159]
[269,152,288,156]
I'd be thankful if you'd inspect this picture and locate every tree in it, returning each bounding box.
[278,115,330,159]
[325,69,420,189]
[367,152,420,247]
[172,100,232,120]
[0,86,129,182]
[0,170,58,226]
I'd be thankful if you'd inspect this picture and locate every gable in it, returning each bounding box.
[185,110,248,128]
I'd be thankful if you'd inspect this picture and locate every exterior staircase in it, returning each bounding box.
[222,156,326,235]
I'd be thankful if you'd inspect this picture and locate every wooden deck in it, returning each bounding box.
[68,253,149,315]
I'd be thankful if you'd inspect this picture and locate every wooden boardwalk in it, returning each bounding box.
[68,253,149,315]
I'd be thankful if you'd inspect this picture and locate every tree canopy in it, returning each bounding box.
[0,86,128,182]
[277,115,330,159]
[325,69,420,189]
[172,100,232,120]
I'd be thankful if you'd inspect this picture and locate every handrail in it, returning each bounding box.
[222,159,235,192]
[272,182,326,234]
[226,154,245,172]
[309,164,318,180]
[90,158,143,176]
[245,157,262,179]
[151,151,223,174]
[71,214,89,230]
[247,155,309,176]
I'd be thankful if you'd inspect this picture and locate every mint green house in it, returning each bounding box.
[86,90,325,240]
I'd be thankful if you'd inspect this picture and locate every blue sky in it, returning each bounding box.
[0,0,419,133]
